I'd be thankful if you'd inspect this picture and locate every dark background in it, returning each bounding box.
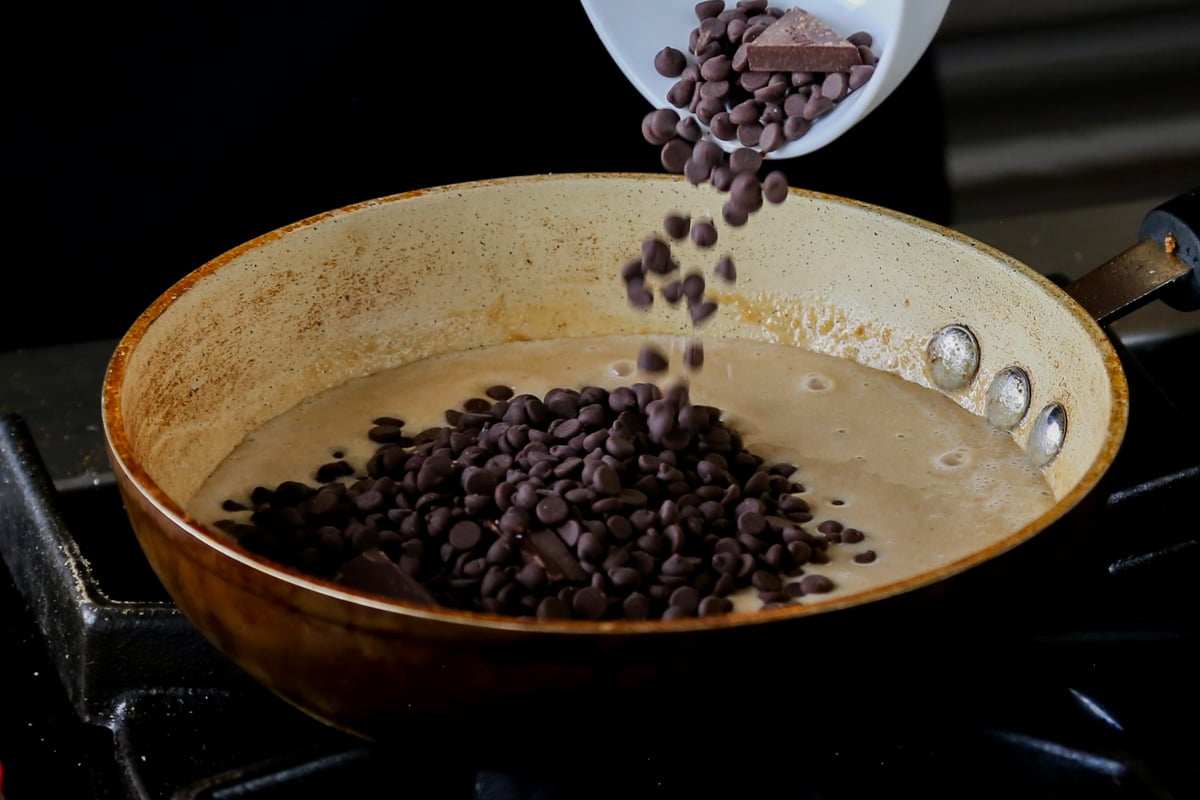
[2,2,949,354]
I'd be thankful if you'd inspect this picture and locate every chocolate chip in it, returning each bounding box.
[763,170,789,203]
[698,594,734,616]
[691,219,718,248]
[695,0,725,20]
[681,271,706,302]
[711,164,734,192]
[689,299,719,325]
[803,90,834,120]
[368,423,406,444]
[799,574,835,594]
[759,121,785,153]
[667,78,697,109]
[729,172,761,209]
[727,98,757,126]
[627,278,654,309]
[638,344,670,374]
[849,63,875,90]
[572,586,608,620]
[663,212,691,240]
[642,235,673,274]
[714,255,736,283]
[536,495,570,526]
[782,115,810,141]
[728,147,762,174]
[315,459,355,483]
[661,138,692,173]
[722,201,750,227]
[821,71,849,101]
[537,595,570,620]
[676,115,703,142]
[448,520,483,551]
[654,46,688,77]
[691,139,726,175]
[736,121,763,147]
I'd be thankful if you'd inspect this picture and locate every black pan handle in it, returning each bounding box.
[1066,187,1199,325]
[1138,188,1200,312]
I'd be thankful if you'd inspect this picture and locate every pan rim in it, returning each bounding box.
[100,171,1131,636]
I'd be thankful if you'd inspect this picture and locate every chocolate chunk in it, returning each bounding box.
[745,8,863,73]
[335,548,438,606]
[521,528,590,584]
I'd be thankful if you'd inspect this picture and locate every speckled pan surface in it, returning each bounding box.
[101,173,1127,740]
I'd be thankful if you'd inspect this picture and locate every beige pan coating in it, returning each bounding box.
[102,173,1127,738]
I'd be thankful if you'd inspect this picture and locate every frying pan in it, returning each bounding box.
[100,175,1197,752]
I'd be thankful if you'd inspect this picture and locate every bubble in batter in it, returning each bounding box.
[934,446,972,470]
[610,359,636,377]
[799,372,835,393]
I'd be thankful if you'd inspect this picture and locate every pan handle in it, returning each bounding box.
[1065,187,1199,326]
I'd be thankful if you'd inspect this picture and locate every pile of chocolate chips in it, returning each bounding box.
[216,381,871,621]
[215,2,883,622]
[656,0,878,160]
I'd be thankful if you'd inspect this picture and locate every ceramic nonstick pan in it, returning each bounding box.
[101,175,1196,748]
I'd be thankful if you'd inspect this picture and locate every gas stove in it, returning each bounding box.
[2,198,1198,800]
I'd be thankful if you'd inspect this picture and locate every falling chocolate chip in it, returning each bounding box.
[638,344,670,373]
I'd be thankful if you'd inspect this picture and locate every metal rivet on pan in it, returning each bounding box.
[926,325,980,391]
[985,366,1031,430]
[1027,402,1067,468]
